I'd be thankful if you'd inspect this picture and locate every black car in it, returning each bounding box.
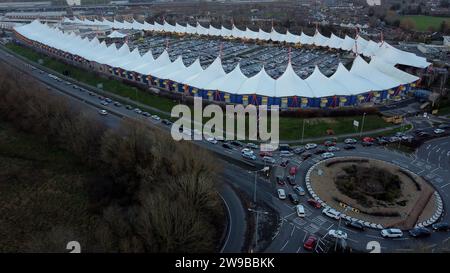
[343,145,356,150]
[345,221,365,231]
[293,147,305,155]
[302,153,312,160]
[276,176,285,185]
[314,149,326,155]
[288,194,300,205]
[280,159,289,167]
[438,124,450,129]
[142,112,151,117]
[113,102,122,107]
[286,175,296,186]
[408,227,431,238]
[230,141,244,147]
[125,105,133,110]
[88,92,95,96]
[222,143,232,150]
[432,222,450,231]
[376,137,388,145]
[361,141,373,147]
[161,119,172,126]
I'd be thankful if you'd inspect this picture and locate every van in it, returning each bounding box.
[296,205,306,218]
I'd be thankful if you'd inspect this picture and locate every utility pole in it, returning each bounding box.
[248,208,268,253]
[250,167,270,253]
[301,119,306,144]
[334,206,351,252]
[359,112,366,137]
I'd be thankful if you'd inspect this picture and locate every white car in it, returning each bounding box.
[242,152,256,160]
[293,185,305,196]
[262,156,276,164]
[206,137,218,144]
[246,143,259,149]
[280,151,294,157]
[134,108,142,114]
[151,115,161,121]
[381,228,403,238]
[277,189,286,200]
[98,109,108,116]
[321,152,335,159]
[305,143,318,150]
[328,229,348,240]
[328,146,340,152]
[241,148,254,155]
[434,128,445,134]
[296,205,306,218]
[344,138,357,144]
[322,207,341,220]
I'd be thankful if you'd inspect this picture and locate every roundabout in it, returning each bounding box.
[305,157,443,230]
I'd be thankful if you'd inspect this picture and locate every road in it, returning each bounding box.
[2,46,450,253]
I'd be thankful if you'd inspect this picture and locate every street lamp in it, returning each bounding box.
[248,208,268,253]
[334,206,351,252]
[301,119,306,144]
[249,166,270,253]
[359,112,367,137]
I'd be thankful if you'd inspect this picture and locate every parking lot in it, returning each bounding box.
[128,34,349,78]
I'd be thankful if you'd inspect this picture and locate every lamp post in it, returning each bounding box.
[250,166,270,253]
[334,206,351,252]
[248,208,268,253]
[301,119,306,144]
[359,112,367,137]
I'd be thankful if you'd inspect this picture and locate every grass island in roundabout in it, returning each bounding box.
[306,157,443,230]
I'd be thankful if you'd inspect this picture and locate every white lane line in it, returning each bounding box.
[290,224,296,237]
[280,240,289,251]
[441,183,450,189]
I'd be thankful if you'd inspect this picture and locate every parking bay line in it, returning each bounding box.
[280,240,290,251]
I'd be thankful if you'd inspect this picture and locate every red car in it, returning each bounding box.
[289,166,298,176]
[260,151,273,157]
[303,235,318,251]
[323,140,336,147]
[307,199,322,209]
[362,137,375,143]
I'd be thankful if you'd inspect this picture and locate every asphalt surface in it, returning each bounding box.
[2,46,450,253]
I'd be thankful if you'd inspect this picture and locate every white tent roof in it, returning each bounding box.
[331,63,383,94]
[15,20,426,99]
[305,66,348,97]
[275,62,314,97]
[151,55,186,79]
[107,30,126,38]
[350,56,402,90]
[170,58,204,84]
[238,66,276,96]
[205,63,248,93]
[185,57,226,89]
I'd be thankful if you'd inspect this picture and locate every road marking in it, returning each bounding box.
[441,183,450,189]
[280,240,289,251]
[290,225,296,237]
